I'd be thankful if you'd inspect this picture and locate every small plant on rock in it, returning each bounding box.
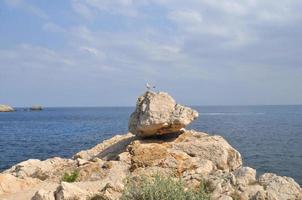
[61,170,79,183]
[121,174,210,200]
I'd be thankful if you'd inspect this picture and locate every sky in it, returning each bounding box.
[0,0,302,107]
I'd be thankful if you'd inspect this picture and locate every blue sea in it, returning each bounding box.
[0,106,301,185]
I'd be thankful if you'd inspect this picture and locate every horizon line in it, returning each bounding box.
[11,104,302,108]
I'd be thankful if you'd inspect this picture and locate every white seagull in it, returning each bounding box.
[146,83,156,90]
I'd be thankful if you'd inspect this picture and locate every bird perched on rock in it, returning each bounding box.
[146,83,156,91]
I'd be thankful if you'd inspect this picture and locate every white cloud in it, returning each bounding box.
[70,26,96,43]
[80,46,98,55]
[167,8,253,47]
[199,0,248,16]
[0,44,74,69]
[80,46,103,57]
[39,0,302,81]
[2,0,302,105]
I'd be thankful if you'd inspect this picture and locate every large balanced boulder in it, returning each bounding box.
[129,91,198,137]
[0,104,14,112]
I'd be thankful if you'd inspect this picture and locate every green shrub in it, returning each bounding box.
[121,175,210,200]
[61,170,79,182]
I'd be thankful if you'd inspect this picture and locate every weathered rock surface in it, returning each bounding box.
[234,167,256,186]
[32,189,55,200]
[0,174,41,195]
[258,173,302,200]
[74,133,135,161]
[4,157,76,182]
[129,91,198,137]
[0,104,14,112]
[54,182,90,200]
[0,129,301,200]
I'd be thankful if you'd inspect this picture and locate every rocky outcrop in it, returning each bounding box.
[1,129,300,200]
[0,104,14,112]
[129,91,198,137]
[0,91,301,200]
[30,105,43,111]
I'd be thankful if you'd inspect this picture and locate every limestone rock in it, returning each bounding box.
[205,170,236,198]
[99,183,124,200]
[0,174,41,195]
[258,173,302,200]
[4,157,76,182]
[0,105,14,112]
[78,160,129,183]
[234,167,256,186]
[128,91,198,137]
[76,158,89,166]
[31,189,55,200]
[238,184,266,200]
[74,133,135,160]
[0,182,58,200]
[172,131,242,171]
[54,182,89,200]
[127,130,242,175]
[252,190,268,200]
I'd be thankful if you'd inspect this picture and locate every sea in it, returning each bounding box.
[0,106,301,185]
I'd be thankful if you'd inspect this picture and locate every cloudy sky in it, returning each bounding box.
[1,0,302,106]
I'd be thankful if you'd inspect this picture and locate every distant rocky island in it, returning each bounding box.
[0,105,14,112]
[30,105,43,111]
[0,91,301,200]
[0,105,43,112]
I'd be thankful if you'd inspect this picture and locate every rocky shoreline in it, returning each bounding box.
[0,91,301,200]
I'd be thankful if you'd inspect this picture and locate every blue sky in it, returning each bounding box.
[1,0,302,106]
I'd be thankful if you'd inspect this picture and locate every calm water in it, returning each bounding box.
[0,106,301,185]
